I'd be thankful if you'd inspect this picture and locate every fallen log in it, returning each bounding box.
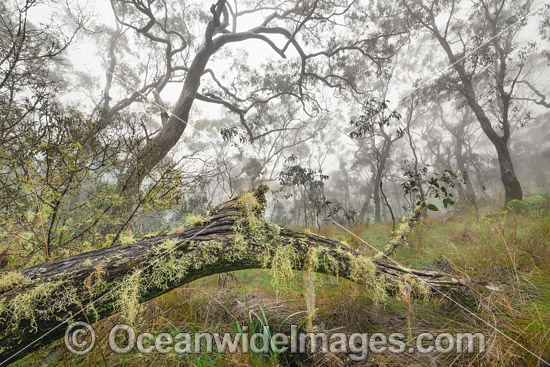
[0,186,466,364]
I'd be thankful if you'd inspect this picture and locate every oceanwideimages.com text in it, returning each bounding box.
[65,322,486,361]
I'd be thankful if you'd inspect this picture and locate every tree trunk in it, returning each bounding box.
[358,163,376,221]
[119,46,214,197]
[374,142,391,223]
[431,31,523,205]
[455,132,476,204]
[493,137,522,204]
[373,177,381,223]
[0,187,466,365]
[465,96,523,203]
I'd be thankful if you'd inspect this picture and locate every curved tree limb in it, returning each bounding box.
[515,80,550,108]
[0,187,465,365]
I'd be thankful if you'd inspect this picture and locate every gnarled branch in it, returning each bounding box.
[0,187,466,365]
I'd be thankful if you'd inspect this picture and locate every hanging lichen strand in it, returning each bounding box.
[0,186,416,335]
[231,186,393,305]
[0,185,460,363]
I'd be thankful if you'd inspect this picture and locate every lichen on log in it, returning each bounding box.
[0,185,465,365]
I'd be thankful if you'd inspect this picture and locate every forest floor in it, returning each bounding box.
[14,207,550,366]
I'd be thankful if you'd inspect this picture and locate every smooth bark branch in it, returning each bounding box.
[516,80,550,108]
[111,0,408,199]
[0,188,465,365]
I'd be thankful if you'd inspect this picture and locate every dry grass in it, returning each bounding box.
[11,208,550,366]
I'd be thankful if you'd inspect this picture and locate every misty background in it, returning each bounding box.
[1,0,550,258]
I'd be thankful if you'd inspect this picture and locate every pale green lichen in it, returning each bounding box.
[114,270,145,323]
[398,274,430,302]
[155,238,179,254]
[0,271,27,292]
[190,240,224,269]
[0,274,81,333]
[332,246,387,302]
[231,232,248,260]
[375,218,414,259]
[304,270,316,332]
[148,239,190,290]
[149,251,191,291]
[148,239,225,291]
[84,265,106,298]
[264,244,299,296]
[349,255,387,302]
[7,280,65,331]
[311,247,340,278]
[237,192,262,229]
[348,255,376,282]
[0,298,5,317]
[119,231,136,245]
[84,264,106,321]
[141,231,160,240]
[184,213,213,227]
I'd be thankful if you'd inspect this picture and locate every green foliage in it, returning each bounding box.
[402,166,463,211]
[507,195,548,216]
[523,195,546,206]
[0,96,194,265]
[220,126,247,144]
[277,155,337,229]
[349,97,403,139]
[507,199,526,211]
[427,203,439,211]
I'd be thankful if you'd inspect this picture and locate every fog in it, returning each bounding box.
[2,0,549,235]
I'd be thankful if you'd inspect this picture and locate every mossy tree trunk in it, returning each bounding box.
[0,187,466,365]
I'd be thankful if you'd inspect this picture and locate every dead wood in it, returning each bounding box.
[0,186,466,364]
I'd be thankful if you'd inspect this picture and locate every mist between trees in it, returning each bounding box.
[3,0,548,253]
[0,0,547,258]
[1,0,550,365]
